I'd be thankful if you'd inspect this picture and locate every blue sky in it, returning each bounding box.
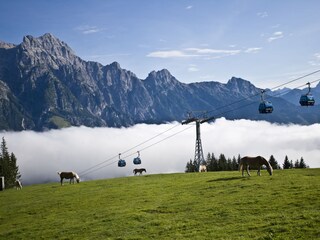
[1,0,320,88]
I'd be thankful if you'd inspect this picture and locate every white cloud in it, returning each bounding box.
[188,64,199,72]
[147,47,244,59]
[185,48,241,55]
[75,25,104,34]
[268,31,284,42]
[186,5,193,10]
[309,52,320,66]
[147,50,198,58]
[2,119,320,185]
[245,47,262,53]
[257,12,268,18]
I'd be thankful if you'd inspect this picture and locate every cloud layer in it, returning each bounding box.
[147,47,261,59]
[2,119,319,185]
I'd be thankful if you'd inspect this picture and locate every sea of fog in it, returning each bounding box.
[1,118,320,185]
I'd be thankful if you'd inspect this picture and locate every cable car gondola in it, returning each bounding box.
[133,151,141,165]
[259,90,273,114]
[299,82,315,106]
[118,153,126,167]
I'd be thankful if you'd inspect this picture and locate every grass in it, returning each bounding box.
[0,169,319,239]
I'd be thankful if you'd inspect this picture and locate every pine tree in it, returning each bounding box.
[283,155,291,169]
[212,155,219,171]
[226,158,232,171]
[290,160,294,169]
[299,157,307,168]
[185,159,193,172]
[218,154,227,171]
[185,159,198,172]
[0,137,10,188]
[207,153,218,171]
[0,137,20,188]
[294,159,300,168]
[269,155,279,169]
[10,153,21,181]
[231,156,238,170]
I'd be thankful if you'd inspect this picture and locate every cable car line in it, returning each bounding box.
[79,123,182,176]
[78,70,320,177]
[78,123,186,175]
[196,69,320,119]
[80,124,194,177]
[210,78,320,119]
[269,69,320,92]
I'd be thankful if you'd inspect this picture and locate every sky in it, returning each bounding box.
[1,0,320,88]
[2,119,320,185]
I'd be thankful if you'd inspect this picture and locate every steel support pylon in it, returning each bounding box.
[194,121,205,172]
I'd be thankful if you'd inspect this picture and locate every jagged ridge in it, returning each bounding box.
[0,33,319,131]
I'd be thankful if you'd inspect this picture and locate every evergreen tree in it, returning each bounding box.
[0,137,10,188]
[231,156,238,170]
[212,155,219,171]
[185,159,194,172]
[299,157,307,168]
[269,155,280,169]
[218,154,227,171]
[290,160,294,169]
[294,159,300,168]
[186,159,198,172]
[10,153,21,181]
[206,153,213,171]
[226,158,232,171]
[283,155,291,169]
[0,137,20,188]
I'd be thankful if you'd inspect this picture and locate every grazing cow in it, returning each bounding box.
[15,179,22,190]
[133,168,146,175]
[57,172,80,186]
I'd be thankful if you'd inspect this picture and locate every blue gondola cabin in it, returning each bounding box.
[259,101,273,114]
[133,157,141,165]
[299,94,315,106]
[118,159,126,167]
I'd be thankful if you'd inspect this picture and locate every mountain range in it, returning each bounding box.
[0,33,319,131]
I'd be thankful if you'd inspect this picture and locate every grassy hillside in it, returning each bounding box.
[0,169,319,239]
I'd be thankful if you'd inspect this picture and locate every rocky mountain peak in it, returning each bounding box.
[0,40,16,49]
[109,61,121,69]
[149,69,172,78]
[146,69,179,85]
[19,33,78,69]
[226,76,259,95]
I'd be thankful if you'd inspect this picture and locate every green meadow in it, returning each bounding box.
[0,169,319,239]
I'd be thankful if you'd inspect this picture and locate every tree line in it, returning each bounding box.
[185,153,309,172]
[0,137,21,189]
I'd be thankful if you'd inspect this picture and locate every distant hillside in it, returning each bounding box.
[0,33,319,131]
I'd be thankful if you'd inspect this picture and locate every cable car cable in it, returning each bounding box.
[80,124,194,176]
[79,71,320,176]
[196,69,320,119]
